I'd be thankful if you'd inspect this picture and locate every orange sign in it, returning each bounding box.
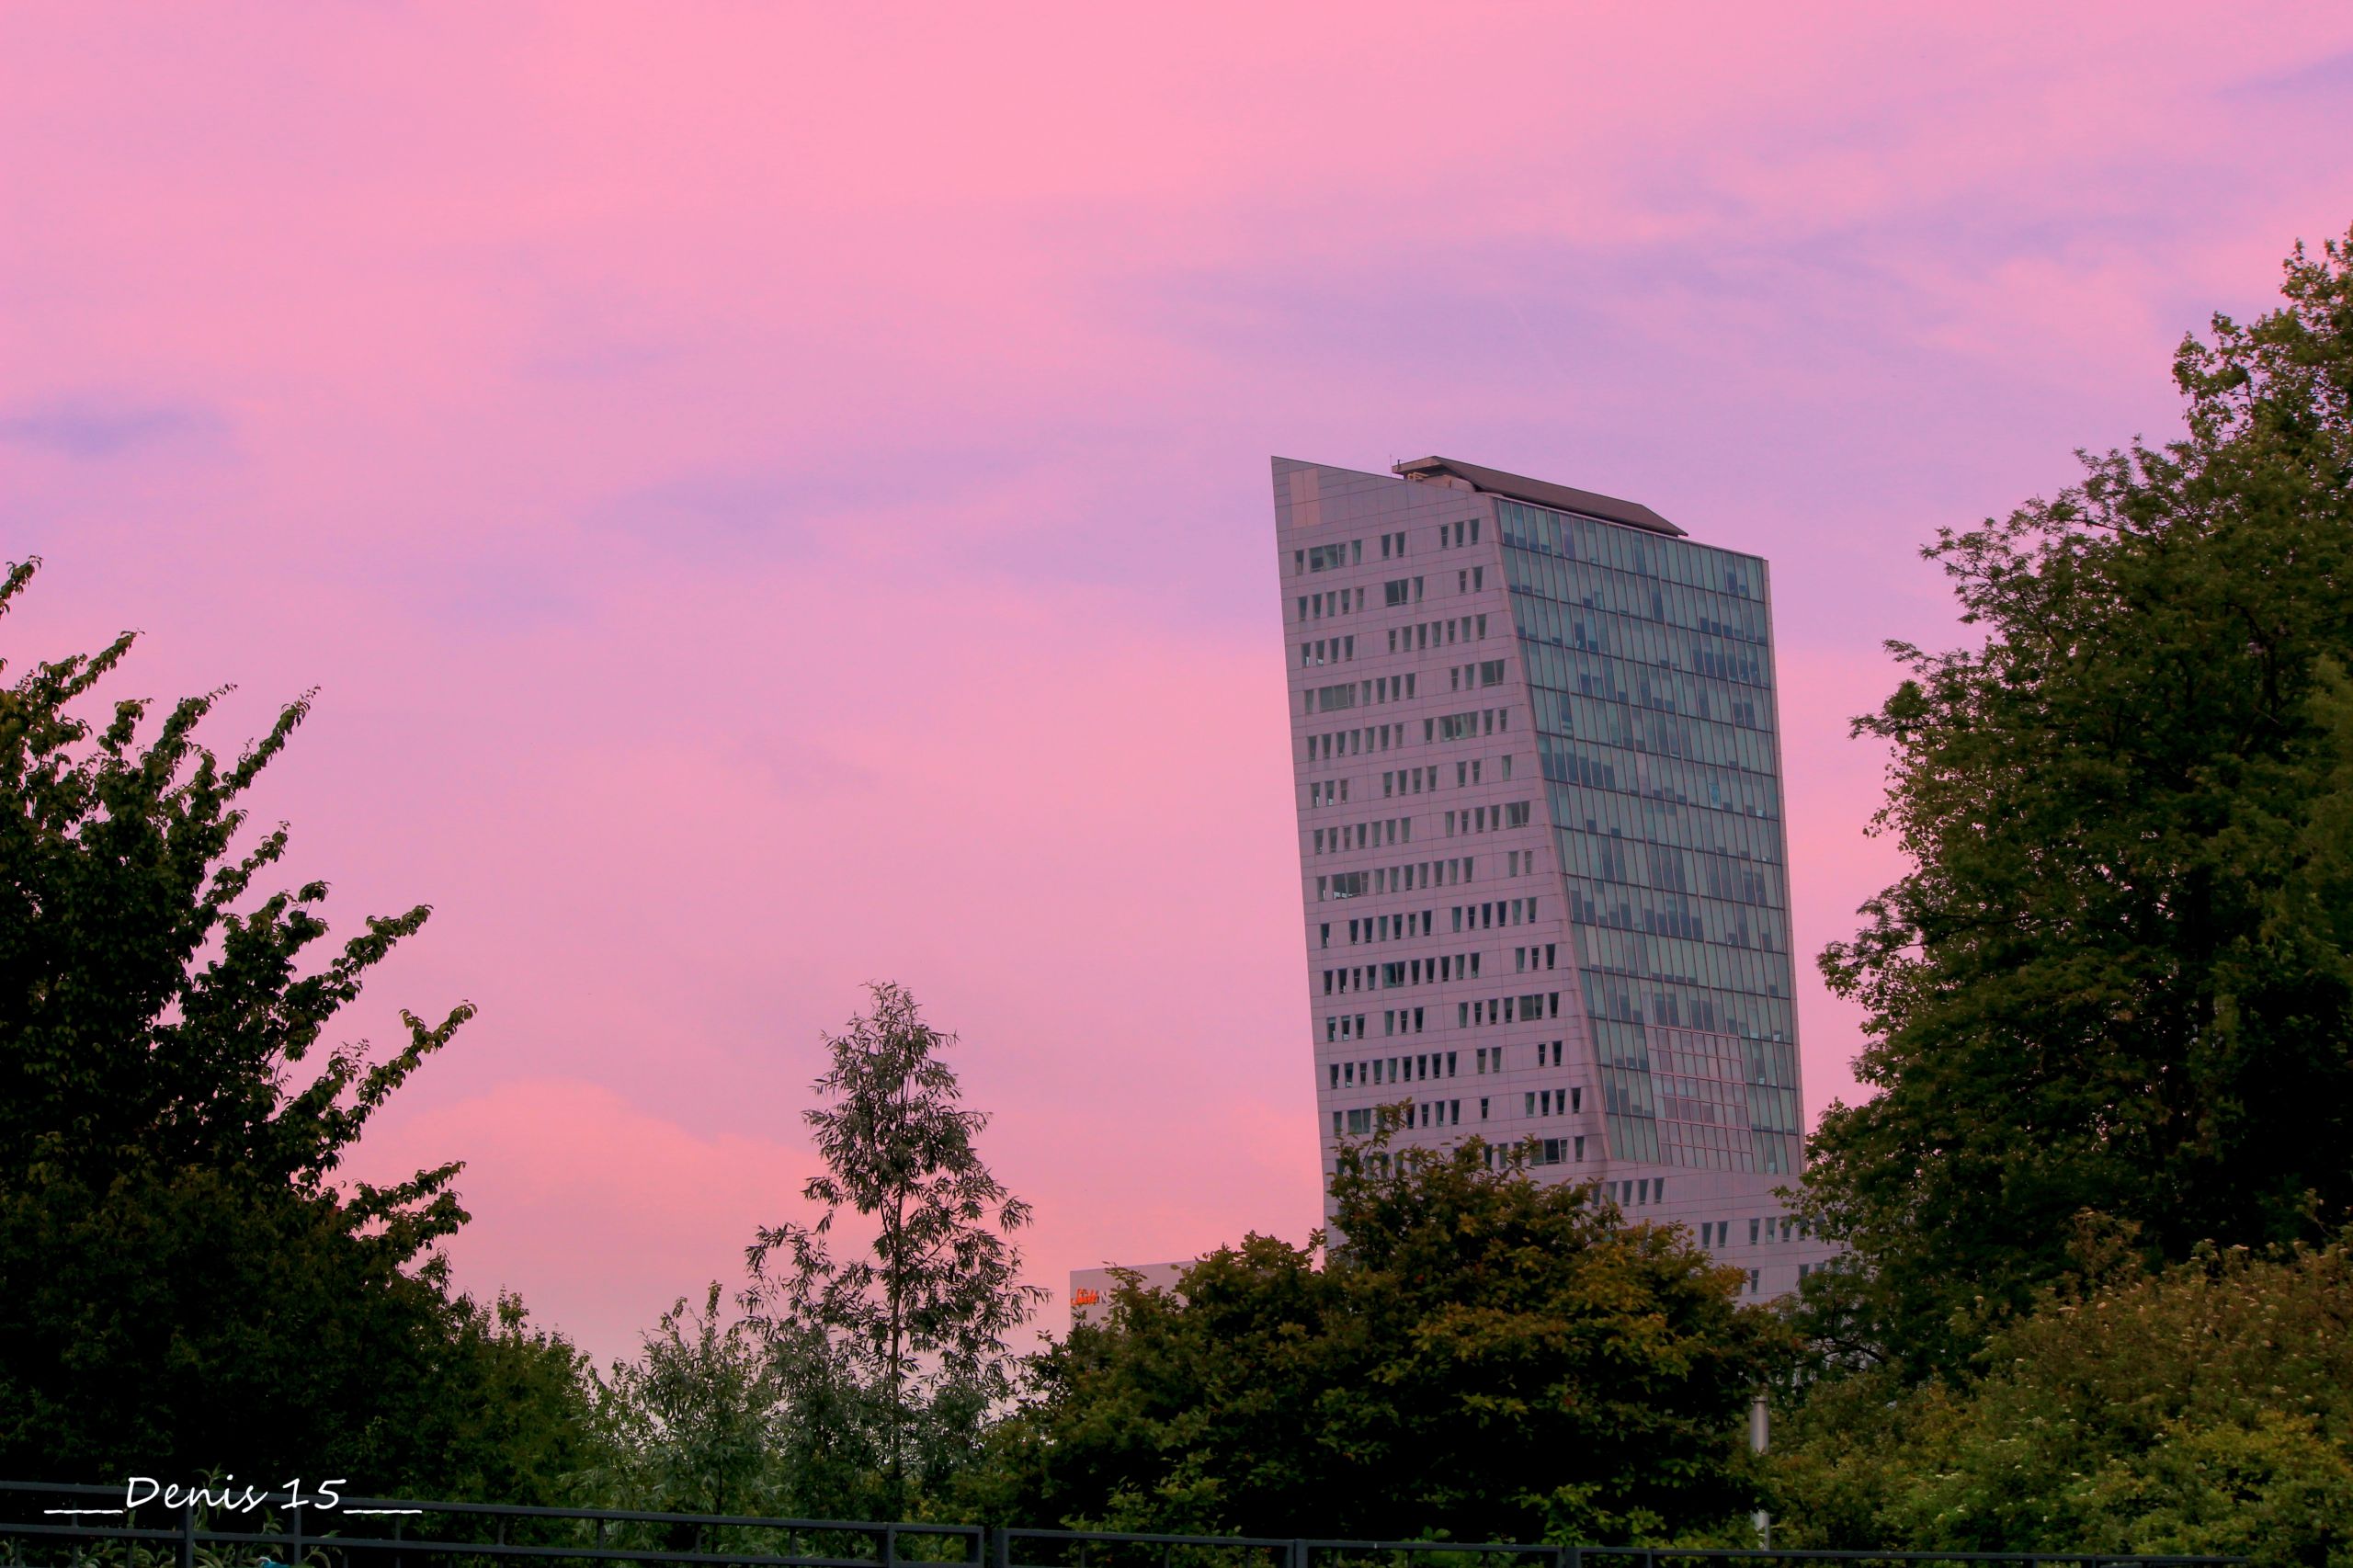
[1072,1289,1100,1306]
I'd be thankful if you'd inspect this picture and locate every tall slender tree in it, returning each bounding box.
[744,983,1046,1518]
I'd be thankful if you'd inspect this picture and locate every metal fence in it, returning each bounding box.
[0,1483,2245,1568]
[1000,1533,2244,1568]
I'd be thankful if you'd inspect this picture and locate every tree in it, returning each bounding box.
[592,1283,791,1542]
[972,1134,1786,1544]
[1768,1240,2353,1567]
[0,557,596,1489]
[743,983,1046,1519]
[1799,228,2353,1374]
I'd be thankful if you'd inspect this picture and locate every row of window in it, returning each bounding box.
[1319,950,1481,995]
[1336,1100,1465,1134]
[1571,919,1797,1004]
[1544,739,1781,830]
[1515,595,1775,690]
[1592,1021,1800,1088]
[1296,540,1363,574]
[1564,675,1762,739]
[1449,659,1508,692]
[1306,803,1534,850]
[1402,951,1482,983]
[1332,1092,1588,1135]
[1540,687,1781,784]
[1290,519,1470,579]
[1446,801,1531,835]
[1331,1134,1594,1170]
[1696,1215,1812,1248]
[1551,782,1785,867]
[1461,1042,1533,1077]
[1294,586,1366,622]
[1315,858,1478,901]
[1504,545,1770,645]
[1562,832,1782,910]
[1455,895,1540,928]
[1459,992,1562,1026]
[1382,766,1440,796]
[1331,1051,1456,1086]
[1556,648,1770,725]
[1370,757,1482,797]
[1527,1086,1583,1116]
[1464,1136,1586,1169]
[1384,575,1426,606]
[1300,635,1357,667]
[1304,674,1420,714]
[1495,500,1756,599]
[1320,910,1435,946]
[1392,615,1488,653]
[1302,722,1410,762]
[1582,970,1795,1049]
[1430,707,1512,742]
[1310,817,1413,856]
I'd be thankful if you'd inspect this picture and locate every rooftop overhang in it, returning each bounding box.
[1392,455,1685,538]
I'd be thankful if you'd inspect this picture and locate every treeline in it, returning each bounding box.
[1763,224,2353,1561]
[4,225,2351,1562]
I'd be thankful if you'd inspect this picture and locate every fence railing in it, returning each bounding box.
[1000,1533,2245,1568]
[0,1483,2246,1568]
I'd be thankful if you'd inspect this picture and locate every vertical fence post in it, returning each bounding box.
[290,1503,305,1568]
[990,1527,1007,1568]
[179,1501,195,1568]
[885,1524,898,1568]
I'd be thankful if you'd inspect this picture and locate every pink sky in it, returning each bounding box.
[6,6,2350,1363]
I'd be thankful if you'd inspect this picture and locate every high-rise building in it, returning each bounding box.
[1272,455,1836,1298]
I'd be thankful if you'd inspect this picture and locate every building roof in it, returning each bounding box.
[1391,455,1685,538]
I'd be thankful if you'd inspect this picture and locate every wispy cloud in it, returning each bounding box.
[0,398,223,458]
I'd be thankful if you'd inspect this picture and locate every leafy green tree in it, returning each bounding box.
[0,557,597,1490]
[1801,228,2353,1374]
[971,1133,1785,1544]
[1768,1239,2353,1567]
[744,982,1047,1519]
[595,1284,787,1519]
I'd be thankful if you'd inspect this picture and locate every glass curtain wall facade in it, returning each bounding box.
[1273,454,1835,1299]
[1495,499,1802,1178]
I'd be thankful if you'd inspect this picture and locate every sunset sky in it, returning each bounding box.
[6,5,2351,1362]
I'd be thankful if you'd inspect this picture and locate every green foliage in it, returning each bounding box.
[1801,227,2353,1374]
[595,1283,788,1518]
[1769,1241,2353,1567]
[971,1135,1784,1544]
[0,558,597,1491]
[744,983,1047,1519]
